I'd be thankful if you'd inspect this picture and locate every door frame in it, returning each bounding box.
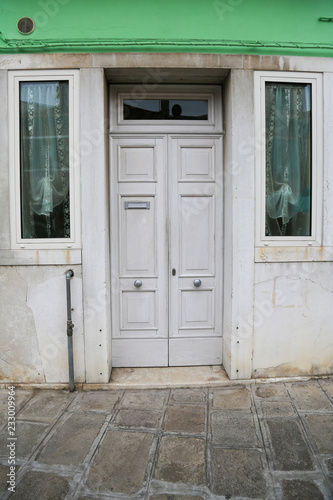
[109,84,224,367]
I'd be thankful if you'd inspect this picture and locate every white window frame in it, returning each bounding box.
[109,85,222,133]
[8,70,80,250]
[255,71,323,247]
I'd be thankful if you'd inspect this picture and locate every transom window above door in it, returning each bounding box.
[109,85,222,133]
[123,98,208,120]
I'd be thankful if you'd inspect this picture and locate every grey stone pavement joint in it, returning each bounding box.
[0,380,332,499]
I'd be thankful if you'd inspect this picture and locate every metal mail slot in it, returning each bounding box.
[124,201,150,210]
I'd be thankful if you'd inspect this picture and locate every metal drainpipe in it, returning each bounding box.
[66,270,75,392]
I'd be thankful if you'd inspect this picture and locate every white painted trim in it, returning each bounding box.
[254,71,323,247]
[109,85,223,134]
[8,69,81,250]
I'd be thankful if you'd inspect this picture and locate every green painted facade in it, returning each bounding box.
[0,0,332,57]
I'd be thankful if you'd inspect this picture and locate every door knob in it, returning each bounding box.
[193,279,202,287]
[134,280,142,288]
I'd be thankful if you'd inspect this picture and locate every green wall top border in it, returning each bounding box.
[0,34,332,58]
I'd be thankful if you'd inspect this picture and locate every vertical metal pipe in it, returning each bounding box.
[66,270,75,392]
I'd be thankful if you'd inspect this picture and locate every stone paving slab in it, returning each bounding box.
[281,479,325,500]
[211,386,252,409]
[303,414,333,454]
[254,383,289,399]
[211,411,258,446]
[0,421,50,459]
[292,382,332,411]
[0,391,32,430]
[319,379,333,399]
[86,430,154,495]
[327,457,333,474]
[169,389,206,405]
[164,405,205,433]
[120,389,169,409]
[0,390,32,418]
[0,378,333,500]
[154,436,205,485]
[113,408,163,429]
[16,390,74,423]
[210,448,266,498]
[69,391,121,412]
[266,419,314,471]
[9,471,70,500]
[260,400,295,418]
[36,412,105,465]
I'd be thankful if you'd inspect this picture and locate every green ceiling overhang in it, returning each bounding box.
[0,0,332,58]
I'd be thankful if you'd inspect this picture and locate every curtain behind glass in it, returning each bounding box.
[20,81,70,238]
[265,83,311,236]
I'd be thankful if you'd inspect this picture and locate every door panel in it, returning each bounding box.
[169,338,222,366]
[179,194,215,274]
[119,146,156,182]
[112,339,168,367]
[111,134,222,367]
[180,289,214,327]
[110,137,168,366]
[179,141,216,182]
[120,195,156,275]
[121,291,157,329]
[169,136,222,365]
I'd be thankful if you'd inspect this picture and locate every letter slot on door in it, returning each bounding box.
[124,201,151,209]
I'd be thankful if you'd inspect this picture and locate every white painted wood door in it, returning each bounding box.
[110,135,222,367]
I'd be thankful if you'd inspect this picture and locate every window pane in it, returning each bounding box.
[265,83,312,236]
[20,81,70,239]
[123,99,208,120]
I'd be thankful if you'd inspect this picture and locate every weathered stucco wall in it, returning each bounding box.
[252,71,333,378]
[0,265,85,383]
[252,261,333,377]
[222,68,255,380]
[0,52,332,383]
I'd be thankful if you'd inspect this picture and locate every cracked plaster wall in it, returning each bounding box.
[0,266,85,383]
[252,262,333,377]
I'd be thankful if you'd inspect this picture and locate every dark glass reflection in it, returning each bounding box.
[123,99,208,120]
[20,81,70,239]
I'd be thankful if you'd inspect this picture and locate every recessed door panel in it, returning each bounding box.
[180,194,215,275]
[181,289,214,328]
[179,142,215,182]
[121,290,156,329]
[120,196,155,276]
[119,146,156,182]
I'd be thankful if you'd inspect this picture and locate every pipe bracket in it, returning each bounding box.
[67,320,74,337]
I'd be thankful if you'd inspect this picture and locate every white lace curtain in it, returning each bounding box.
[265,83,311,236]
[20,81,70,238]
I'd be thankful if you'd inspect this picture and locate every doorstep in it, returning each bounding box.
[0,366,318,391]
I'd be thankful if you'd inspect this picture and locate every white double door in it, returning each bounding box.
[110,134,223,367]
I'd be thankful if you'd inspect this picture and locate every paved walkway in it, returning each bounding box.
[0,377,333,499]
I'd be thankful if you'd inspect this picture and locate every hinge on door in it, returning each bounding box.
[172,268,176,276]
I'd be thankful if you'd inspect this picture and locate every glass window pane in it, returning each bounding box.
[265,83,312,237]
[123,99,208,120]
[20,81,70,239]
